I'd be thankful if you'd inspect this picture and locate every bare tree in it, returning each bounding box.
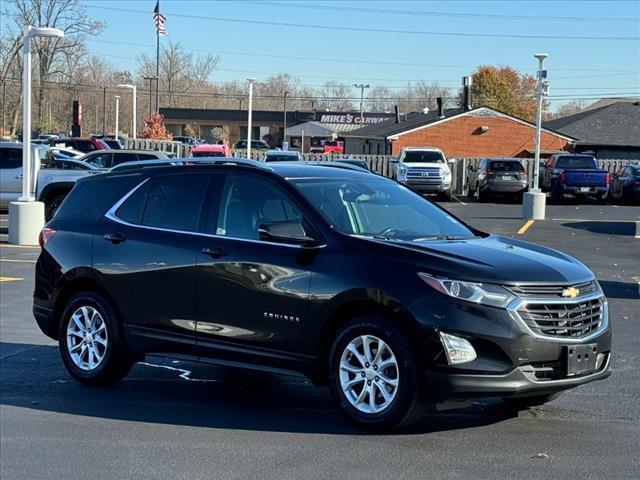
[5,0,105,124]
[316,81,353,111]
[366,86,394,112]
[552,100,586,119]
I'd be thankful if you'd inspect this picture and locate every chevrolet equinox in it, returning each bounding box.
[34,159,612,429]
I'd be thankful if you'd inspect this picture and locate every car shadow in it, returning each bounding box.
[561,221,636,237]
[598,280,640,300]
[0,342,517,436]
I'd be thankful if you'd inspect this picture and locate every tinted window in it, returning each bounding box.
[214,175,302,240]
[193,151,224,158]
[73,140,97,152]
[137,153,160,160]
[556,156,597,169]
[142,174,209,231]
[403,151,445,163]
[0,148,22,169]
[293,177,474,241]
[83,152,111,169]
[488,161,524,172]
[111,152,140,166]
[116,181,151,224]
[264,154,300,162]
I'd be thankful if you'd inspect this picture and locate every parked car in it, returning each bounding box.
[609,164,640,204]
[0,142,95,218]
[467,158,528,201]
[393,147,453,200]
[335,157,370,171]
[323,140,344,154]
[542,154,609,203]
[38,134,59,141]
[262,150,303,162]
[233,139,271,150]
[191,143,230,158]
[173,135,198,146]
[79,150,169,170]
[103,138,124,150]
[34,160,611,429]
[48,146,84,159]
[49,137,110,153]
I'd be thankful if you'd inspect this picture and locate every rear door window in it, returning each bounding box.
[111,152,140,166]
[0,148,23,169]
[141,174,209,232]
[116,181,151,224]
[489,161,524,172]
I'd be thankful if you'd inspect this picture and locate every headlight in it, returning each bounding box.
[418,273,516,309]
[396,163,408,182]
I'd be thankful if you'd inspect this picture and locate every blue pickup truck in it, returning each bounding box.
[542,154,610,203]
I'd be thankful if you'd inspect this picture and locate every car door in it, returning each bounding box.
[0,146,24,208]
[92,172,211,354]
[194,173,314,360]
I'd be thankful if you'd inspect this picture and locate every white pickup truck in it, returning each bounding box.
[393,147,454,200]
[0,142,96,220]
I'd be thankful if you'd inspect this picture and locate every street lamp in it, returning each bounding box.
[114,96,120,141]
[353,84,370,125]
[282,91,288,149]
[118,84,137,139]
[9,25,64,245]
[522,53,549,220]
[246,78,255,159]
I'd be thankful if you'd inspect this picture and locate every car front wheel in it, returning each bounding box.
[59,291,133,386]
[328,316,428,430]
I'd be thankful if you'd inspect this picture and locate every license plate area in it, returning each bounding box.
[565,343,598,376]
[580,186,591,192]
[501,175,512,181]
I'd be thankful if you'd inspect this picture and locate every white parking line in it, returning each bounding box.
[451,195,467,205]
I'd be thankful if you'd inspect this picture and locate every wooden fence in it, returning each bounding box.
[124,138,190,157]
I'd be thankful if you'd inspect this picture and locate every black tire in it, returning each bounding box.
[503,392,562,409]
[437,189,451,201]
[596,192,607,204]
[59,291,133,386]
[467,178,475,196]
[328,316,428,430]
[477,186,488,202]
[45,193,67,221]
[550,184,563,204]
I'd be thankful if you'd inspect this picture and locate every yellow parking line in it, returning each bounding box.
[517,220,535,235]
[0,276,24,282]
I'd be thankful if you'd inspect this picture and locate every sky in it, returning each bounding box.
[71,0,640,109]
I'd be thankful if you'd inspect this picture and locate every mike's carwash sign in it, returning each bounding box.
[318,113,391,125]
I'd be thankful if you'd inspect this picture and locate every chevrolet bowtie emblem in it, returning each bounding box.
[562,287,579,298]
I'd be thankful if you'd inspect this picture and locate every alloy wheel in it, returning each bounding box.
[339,335,399,414]
[66,306,108,371]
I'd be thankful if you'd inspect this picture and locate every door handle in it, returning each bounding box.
[202,246,227,258]
[104,232,126,244]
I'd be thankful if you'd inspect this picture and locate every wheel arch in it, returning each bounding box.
[38,182,75,204]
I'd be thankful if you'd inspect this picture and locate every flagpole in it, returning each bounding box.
[155,31,159,113]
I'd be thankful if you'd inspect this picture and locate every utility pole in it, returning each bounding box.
[282,91,288,148]
[143,76,157,117]
[2,80,6,136]
[246,78,255,159]
[114,95,120,139]
[353,84,370,125]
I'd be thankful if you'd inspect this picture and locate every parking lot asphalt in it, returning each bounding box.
[1,201,639,480]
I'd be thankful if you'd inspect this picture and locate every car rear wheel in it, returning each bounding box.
[59,291,133,386]
[328,316,428,430]
[45,193,67,221]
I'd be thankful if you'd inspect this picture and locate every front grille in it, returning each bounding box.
[406,167,443,184]
[508,280,598,298]
[517,297,604,338]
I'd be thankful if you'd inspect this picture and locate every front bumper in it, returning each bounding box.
[484,180,527,194]
[562,185,608,195]
[403,180,451,193]
[408,290,612,400]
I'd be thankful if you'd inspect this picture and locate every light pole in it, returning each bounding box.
[118,84,137,139]
[282,91,288,149]
[9,25,64,246]
[353,83,370,125]
[522,53,549,220]
[114,96,120,140]
[246,78,255,159]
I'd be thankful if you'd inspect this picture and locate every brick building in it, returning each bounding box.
[343,107,575,158]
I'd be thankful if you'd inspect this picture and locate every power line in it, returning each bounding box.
[241,0,640,23]
[84,5,639,41]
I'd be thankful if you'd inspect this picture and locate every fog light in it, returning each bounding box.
[439,331,477,365]
[596,353,606,369]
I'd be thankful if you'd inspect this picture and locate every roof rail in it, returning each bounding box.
[110,156,269,172]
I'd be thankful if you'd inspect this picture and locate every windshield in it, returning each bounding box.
[489,161,524,172]
[403,151,445,163]
[292,177,475,241]
[265,154,299,162]
[556,156,596,169]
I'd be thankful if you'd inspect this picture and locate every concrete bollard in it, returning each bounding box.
[522,191,546,220]
[8,201,45,246]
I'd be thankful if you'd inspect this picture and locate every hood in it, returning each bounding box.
[371,235,593,285]
[403,162,450,170]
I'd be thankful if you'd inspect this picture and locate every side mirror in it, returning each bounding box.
[388,156,398,163]
[447,158,456,164]
[258,221,316,246]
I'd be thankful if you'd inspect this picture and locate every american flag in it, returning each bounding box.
[153,1,167,36]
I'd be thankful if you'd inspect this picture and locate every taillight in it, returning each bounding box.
[605,172,610,186]
[39,227,57,248]
[560,172,568,184]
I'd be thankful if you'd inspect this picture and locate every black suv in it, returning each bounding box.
[34,159,611,429]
